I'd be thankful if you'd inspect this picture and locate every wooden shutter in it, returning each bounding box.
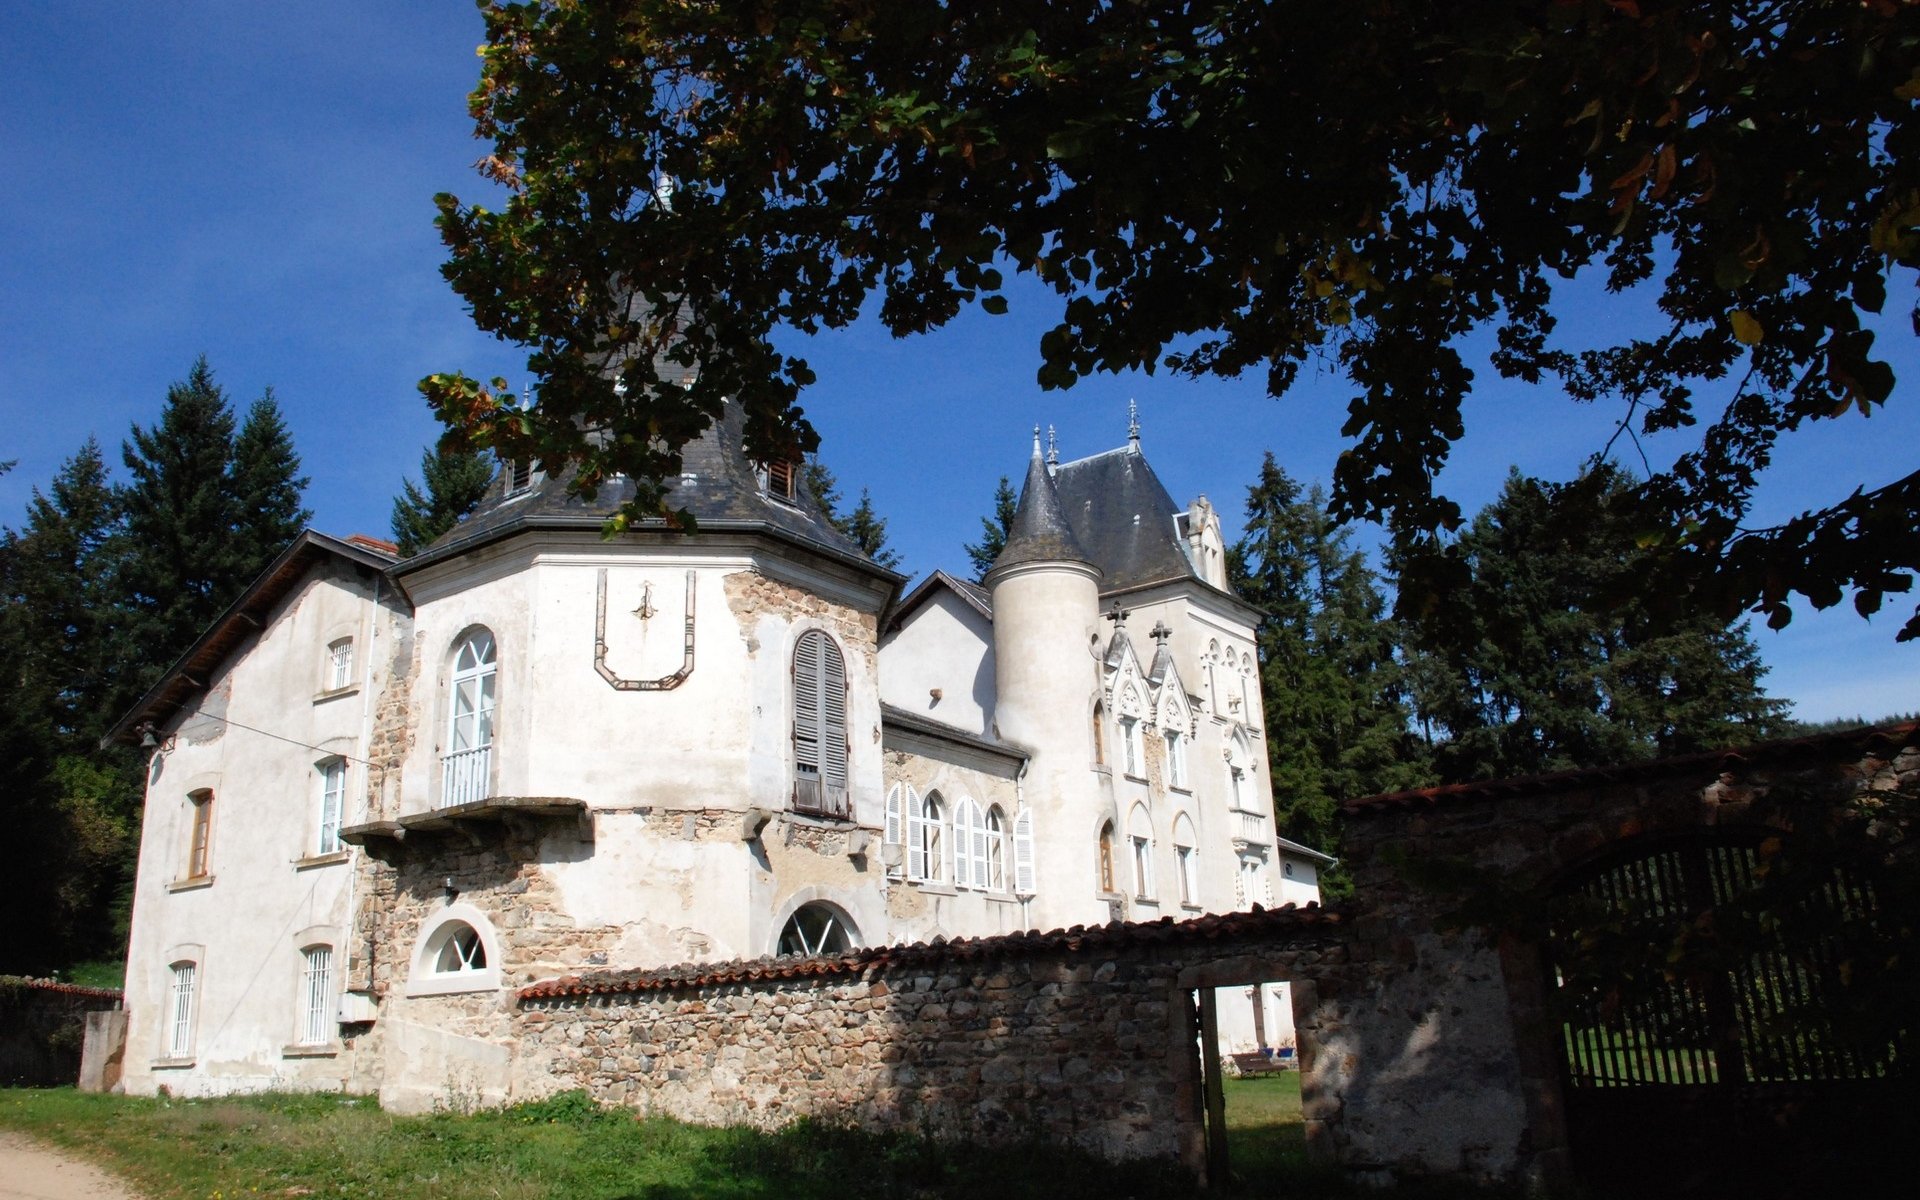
[1014,809,1036,895]
[907,787,927,880]
[792,632,823,777]
[820,636,848,791]
[953,799,978,889]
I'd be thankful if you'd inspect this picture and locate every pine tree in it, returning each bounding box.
[839,488,902,571]
[391,446,494,556]
[963,475,1018,580]
[1401,463,1790,782]
[231,389,311,557]
[801,456,842,522]
[0,442,136,972]
[111,358,250,715]
[1231,454,1429,860]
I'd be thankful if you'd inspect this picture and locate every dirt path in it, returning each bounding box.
[0,1131,141,1200]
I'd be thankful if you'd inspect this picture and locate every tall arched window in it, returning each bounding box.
[444,629,497,808]
[984,805,1009,892]
[909,789,946,882]
[167,960,198,1059]
[1097,821,1117,894]
[1205,640,1221,714]
[792,630,849,818]
[1172,814,1199,906]
[1129,805,1156,900]
[298,945,334,1046]
[953,797,986,889]
[1091,701,1107,765]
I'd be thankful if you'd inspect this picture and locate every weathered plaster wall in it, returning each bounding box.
[878,588,996,734]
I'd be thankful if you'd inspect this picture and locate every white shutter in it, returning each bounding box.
[883,784,904,864]
[907,787,927,880]
[792,632,823,775]
[820,638,848,790]
[969,804,989,890]
[1013,808,1036,895]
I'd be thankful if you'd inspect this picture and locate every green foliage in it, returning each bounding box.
[1399,463,1790,783]
[838,488,902,571]
[802,456,901,570]
[964,474,1018,579]
[429,0,1920,639]
[1230,455,1431,862]
[391,445,495,556]
[231,389,311,557]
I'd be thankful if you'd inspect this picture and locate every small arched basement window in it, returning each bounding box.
[778,903,857,957]
[408,906,503,996]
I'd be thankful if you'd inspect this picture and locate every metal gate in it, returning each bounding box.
[1544,833,1907,1195]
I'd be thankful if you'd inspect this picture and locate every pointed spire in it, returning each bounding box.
[1127,399,1141,450]
[986,426,1096,579]
[1046,425,1059,476]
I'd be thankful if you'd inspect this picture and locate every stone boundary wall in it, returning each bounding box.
[514,907,1348,1175]
[0,977,123,1087]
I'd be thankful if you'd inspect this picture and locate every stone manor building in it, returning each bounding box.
[110,406,1327,1107]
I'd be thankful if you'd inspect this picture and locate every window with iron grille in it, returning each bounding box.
[299,946,333,1045]
[168,962,197,1058]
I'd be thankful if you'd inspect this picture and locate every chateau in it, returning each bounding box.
[111,405,1326,1107]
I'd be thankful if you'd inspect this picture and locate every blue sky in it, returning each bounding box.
[3,2,1914,723]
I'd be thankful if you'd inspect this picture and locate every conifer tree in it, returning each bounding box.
[231,389,311,557]
[111,358,254,713]
[839,488,902,571]
[801,455,841,521]
[13,439,119,744]
[391,446,494,556]
[963,475,1018,580]
[1400,463,1790,782]
[1231,454,1429,857]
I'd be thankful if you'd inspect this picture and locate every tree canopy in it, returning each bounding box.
[1399,462,1790,781]
[428,0,1920,637]
[391,445,495,556]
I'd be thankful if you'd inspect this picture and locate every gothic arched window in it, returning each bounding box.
[792,630,849,817]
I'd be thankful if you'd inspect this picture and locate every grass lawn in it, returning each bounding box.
[1,1082,1523,1199]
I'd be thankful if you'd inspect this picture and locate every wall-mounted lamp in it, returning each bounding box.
[443,877,459,902]
[138,723,177,755]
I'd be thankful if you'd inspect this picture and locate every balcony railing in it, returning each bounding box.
[792,776,851,820]
[441,745,492,809]
[1236,809,1269,847]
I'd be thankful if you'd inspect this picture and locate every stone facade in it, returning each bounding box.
[514,906,1348,1174]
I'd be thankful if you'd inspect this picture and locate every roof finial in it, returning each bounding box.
[1031,424,1043,458]
[1046,424,1059,474]
[1127,399,1141,449]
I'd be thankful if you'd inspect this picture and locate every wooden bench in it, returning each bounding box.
[1229,1051,1293,1076]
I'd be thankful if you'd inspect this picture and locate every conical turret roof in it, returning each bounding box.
[986,434,1096,578]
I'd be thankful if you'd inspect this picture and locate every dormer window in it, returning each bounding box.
[765,458,797,502]
[505,459,535,496]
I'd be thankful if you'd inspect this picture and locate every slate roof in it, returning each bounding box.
[1051,445,1210,594]
[884,568,993,634]
[986,440,1096,577]
[879,702,1030,764]
[1343,720,1920,815]
[400,400,892,582]
[517,902,1341,1001]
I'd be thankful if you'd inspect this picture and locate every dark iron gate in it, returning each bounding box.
[1543,833,1908,1195]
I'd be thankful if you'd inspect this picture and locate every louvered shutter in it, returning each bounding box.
[792,632,823,779]
[907,787,927,880]
[883,784,904,865]
[1013,809,1036,895]
[820,637,848,792]
[968,803,989,890]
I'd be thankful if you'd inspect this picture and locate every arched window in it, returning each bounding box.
[1129,805,1156,900]
[316,759,346,855]
[1091,701,1107,765]
[167,960,198,1059]
[792,630,849,818]
[1097,821,1117,894]
[444,629,497,808]
[984,805,1009,892]
[1206,639,1221,713]
[1172,814,1199,906]
[953,797,986,889]
[298,945,334,1046]
[909,789,946,882]
[1164,728,1188,789]
[778,902,857,956]
[185,789,214,879]
[326,637,354,691]
[409,906,503,996]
